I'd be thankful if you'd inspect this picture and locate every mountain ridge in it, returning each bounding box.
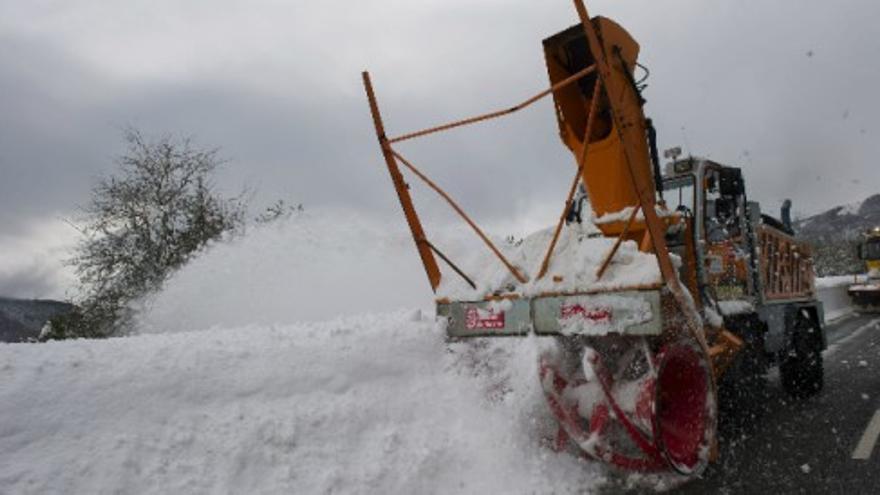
[794,193,880,276]
[0,297,74,342]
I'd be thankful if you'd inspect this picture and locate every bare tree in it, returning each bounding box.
[44,129,245,339]
[254,199,303,224]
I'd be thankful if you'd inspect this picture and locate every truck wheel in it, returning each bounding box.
[718,320,767,428]
[780,313,823,398]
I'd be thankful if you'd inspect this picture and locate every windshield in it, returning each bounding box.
[865,239,880,260]
[662,175,696,216]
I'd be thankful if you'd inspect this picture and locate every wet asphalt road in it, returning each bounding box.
[603,312,880,494]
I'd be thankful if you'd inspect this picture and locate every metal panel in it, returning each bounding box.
[440,290,664,338]
[533,290,662,336]
[438,299,531,338]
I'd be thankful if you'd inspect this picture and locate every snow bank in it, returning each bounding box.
[816,277,855,322]
[0,311,605,494]
[815,275,856,289]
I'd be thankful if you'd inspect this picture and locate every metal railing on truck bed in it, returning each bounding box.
[757,225,815,301]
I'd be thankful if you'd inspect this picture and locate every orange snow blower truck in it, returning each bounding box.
[362,0,825,477]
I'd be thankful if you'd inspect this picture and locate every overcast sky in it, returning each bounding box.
[2,0,879,299]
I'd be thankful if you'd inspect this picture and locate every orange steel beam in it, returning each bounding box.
[362,71,442,291]
[389,64,596,144]
[390,148,529,285]
[572,0,711,355]
[536,79,603,280]
[595,205,641,281]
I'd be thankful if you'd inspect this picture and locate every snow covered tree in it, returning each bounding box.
[43,129,245,339]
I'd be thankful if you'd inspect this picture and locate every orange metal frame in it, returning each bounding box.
[362,1,712,360]
[362,63,598,293]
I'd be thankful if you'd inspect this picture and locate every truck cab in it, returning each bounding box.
[662,157,826,398]
[662,158,755,306]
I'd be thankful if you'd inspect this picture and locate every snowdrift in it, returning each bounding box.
[0,312,604,494]
[1,213,609,494]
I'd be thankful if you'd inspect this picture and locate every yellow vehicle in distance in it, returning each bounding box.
[849,227,880,312]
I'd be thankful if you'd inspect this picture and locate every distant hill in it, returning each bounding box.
[794,193,880,276]
[0,298,74,343]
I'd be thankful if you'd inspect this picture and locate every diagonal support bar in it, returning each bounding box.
[362,71,442,291]
[422,239,477,290]
[595,205,641,281]
[537,79,603,280]
[390,149,529,285]
[389,64,596,144]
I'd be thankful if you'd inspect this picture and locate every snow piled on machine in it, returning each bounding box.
[437,220,662,301]
[0,211,610,494]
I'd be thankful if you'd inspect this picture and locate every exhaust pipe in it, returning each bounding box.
[781,199,793,232]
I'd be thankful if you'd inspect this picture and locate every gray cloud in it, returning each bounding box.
[0,35,118,233]
[0,259,63,299]
[2,0,880,297]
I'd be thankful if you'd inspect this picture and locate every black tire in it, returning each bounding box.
[718,317,768,429]
[780,312,824,398]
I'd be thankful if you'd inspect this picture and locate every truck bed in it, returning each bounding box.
[756,224,815,301]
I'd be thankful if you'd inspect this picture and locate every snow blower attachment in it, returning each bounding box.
[362,0,746,476]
